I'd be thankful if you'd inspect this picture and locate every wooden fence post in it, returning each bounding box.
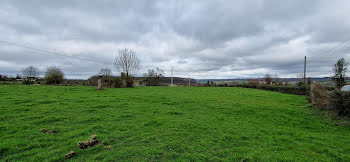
[97,75,103,90]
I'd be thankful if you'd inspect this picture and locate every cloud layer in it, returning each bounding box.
[1,0,350,79]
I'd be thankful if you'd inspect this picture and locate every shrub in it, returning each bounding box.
[331,91,350,116]
[45,66,64,85]
[144,69,163,86]
[310,82,350,117]
[103,77,114,88]
[23,80,33,85]
[111,77,123,88]
[125,76,134,87]
[120,72,134,87]
[88,76,123,88]
[309,83,332,110]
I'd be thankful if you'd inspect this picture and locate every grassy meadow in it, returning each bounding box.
[0,85,349,161]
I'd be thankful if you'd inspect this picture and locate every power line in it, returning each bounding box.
[305,37,350,80]
[0,40,112,65]
[310,37,350,58]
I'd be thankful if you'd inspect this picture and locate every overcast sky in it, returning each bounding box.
[0,0,349,79]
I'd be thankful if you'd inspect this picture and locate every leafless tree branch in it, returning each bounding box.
[114,48,140,77]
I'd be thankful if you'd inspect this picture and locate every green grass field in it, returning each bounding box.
[0,85,349,161]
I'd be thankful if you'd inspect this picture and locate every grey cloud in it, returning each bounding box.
[0,0,349,79]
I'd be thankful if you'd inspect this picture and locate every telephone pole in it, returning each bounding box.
[188,75,191,87]
[304,56,306,85]
[170,66,173,86]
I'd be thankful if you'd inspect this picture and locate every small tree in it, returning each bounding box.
[332,58,348,88]
[22,66,40,84]
[114,48,141,87]
[45,66,64,85]
[98,68,112,77]
[144,68,164,86]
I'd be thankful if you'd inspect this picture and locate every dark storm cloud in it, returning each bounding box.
[0,0,349,79]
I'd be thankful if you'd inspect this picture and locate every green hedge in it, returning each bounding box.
[234,83,350,117]
[331,91,350,116]
[233,84,308,95]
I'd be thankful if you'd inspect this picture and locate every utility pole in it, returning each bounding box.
[304,56,306,85]
[171,66,173,86]
[188,75,191,87]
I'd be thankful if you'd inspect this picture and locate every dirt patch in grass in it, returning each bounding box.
[40,128,59,134]
[77,134,101,149]
[65,151,76,159]
[105,146,111,151]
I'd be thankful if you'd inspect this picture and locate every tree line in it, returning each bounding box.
[12,48,167,87]
[3,49,347,89]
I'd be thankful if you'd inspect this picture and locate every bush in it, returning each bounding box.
[104,77,123,88]
[310,82,350,117]
[331,91,350,116]
[45,67,64,85]
[113,77,123,88]
[23,80,34,85]
[144,69,163,86]
[88,76,123,88]
[125,76,134,88]
[309,83,332,110]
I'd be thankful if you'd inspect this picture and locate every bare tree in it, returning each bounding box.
[114,48,140,87]
[273,74,282,85]
[155,67,164,77]
[144,67,164,86]
[264,74,272,85]
[332,58,348,88]
[98,68,112,77]
[22,66,40,84]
